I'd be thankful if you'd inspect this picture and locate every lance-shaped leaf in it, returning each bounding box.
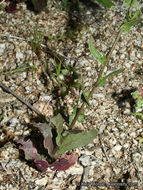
[126,0,139,8]
[120,19,142,33]
[69,106,85,125]
[95,0,114,8]
[69,106,77,125]
[34,123,53,157]
[98,69,124,87]
[81,90,90,106]
[77,109,84,123]
[51,153,79,171]
[71,82,81,88]
[124,0,132,7]
[130,10,141,21]
[16,138,41,160]
[125,0,139,8]
[57,129,97,155]
[89,37,106,64]
[50,114,63,146]
[131,0,139,8]
[132,113,143,119]
[31,0,47,12]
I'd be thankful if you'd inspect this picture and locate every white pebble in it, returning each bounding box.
[113,144,122,151]
[123,143,130,149]
[130,51,136,61]
[101,44,107,52]
[99,124,106,134]
[39,95,52,101]
[8,118,19,127]
[35,177,49,186]
[130,132,136,138]
[120,54,125,59]
[109,137,117,145]
[16,52,24,61]
[65,165,83,175]
[0,44,6,56]
[59,74,64,80]
[79,155,91,166]
[94,93,105,98]
[132,152,141,162]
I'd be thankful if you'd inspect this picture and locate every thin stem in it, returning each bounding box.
[0,64,35,76]
[0,82,49,123]
[0,34,70,64]
[69,30,122,129]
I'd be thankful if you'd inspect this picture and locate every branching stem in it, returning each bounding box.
[69,30,123,129]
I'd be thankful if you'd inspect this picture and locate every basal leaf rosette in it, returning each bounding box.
[16,137,78,172]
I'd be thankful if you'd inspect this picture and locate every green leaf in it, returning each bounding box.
[72,71,81,80]
[131,10,141,20]
[131,0,139,8]
[125,0,139,8]
[50,114,63,146]
[78,110,84,123]
[124,0,132,7]
[95,0,115,8]
[89,37,106,64]
[120,19,142,33]
[81,90,90,106]
[132,113,143,120]
[57,129,97,155]
[62,69,69,75]
[57,62,62,77]
[69,106,78,126]
[139,138,143,143]
[98,69,124,86]
[69,106,85,125]
[71,82,81,88]
[60,86,67,97]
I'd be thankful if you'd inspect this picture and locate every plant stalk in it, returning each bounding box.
[0,82,49,123]
[69,30,123,129]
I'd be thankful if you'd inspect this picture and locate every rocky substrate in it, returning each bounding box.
[0,0,143,189]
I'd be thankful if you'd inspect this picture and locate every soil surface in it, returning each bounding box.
[0,1,143,190]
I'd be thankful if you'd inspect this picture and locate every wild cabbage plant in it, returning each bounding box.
[15,0,142,172]
[16,114,97,172]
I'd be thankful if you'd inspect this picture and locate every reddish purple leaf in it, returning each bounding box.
[6,2,18,13]
[16,137,79,172]
[51,153,79,171]
[35,153,78,172]
[61,153,79,164]
[34,159,49,172]
[51,158,69,171]
[34,123,54,157]
[16,138,41,160]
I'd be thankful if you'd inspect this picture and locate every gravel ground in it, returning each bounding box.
[0,0,143,190]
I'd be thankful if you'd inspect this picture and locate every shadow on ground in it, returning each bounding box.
[112,88,136,114]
